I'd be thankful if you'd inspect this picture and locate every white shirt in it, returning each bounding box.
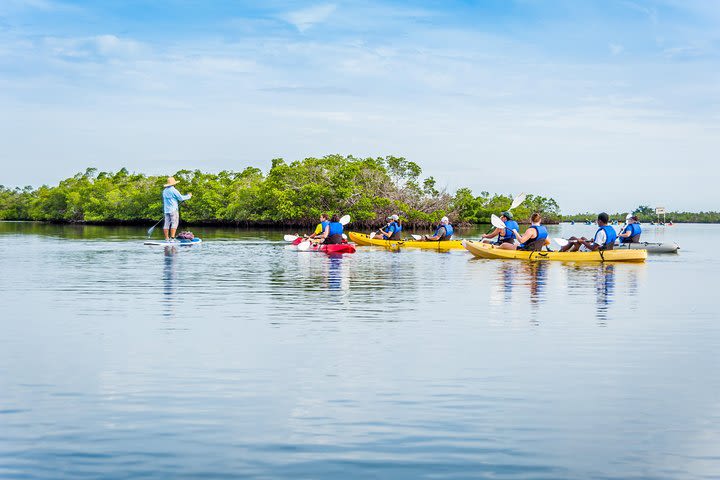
[580,228,607,252]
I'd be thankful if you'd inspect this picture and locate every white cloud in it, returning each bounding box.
[282,4,336,33]
[42,34,145,59]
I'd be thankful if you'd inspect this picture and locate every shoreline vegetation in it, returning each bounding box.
[0,155,562,228]
[564,206,720,224]
[1,155,716,227]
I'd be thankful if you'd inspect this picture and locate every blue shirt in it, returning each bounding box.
[162,186,190,214]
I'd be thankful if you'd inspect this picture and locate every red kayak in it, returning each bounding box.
[290,237,356,254]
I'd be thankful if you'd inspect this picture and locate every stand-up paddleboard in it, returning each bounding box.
[144,238,203,246]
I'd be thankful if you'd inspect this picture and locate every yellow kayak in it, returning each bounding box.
[348,232,465,251]
[462,240,647,262]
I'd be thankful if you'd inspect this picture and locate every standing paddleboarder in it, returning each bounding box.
[162,176,192,242]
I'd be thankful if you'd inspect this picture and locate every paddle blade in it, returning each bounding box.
[553,237,569,247]
[339,215,351,225]
[369,232,376,239]
[297,240,311,251]
[147,226,155,237]
[490,214,506,230]
[411,234,422,240]
[283,234,298,242]
[509,192,526,210]
[342,234,347,240]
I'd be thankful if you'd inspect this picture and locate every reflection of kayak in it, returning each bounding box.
[144,238,202,246]
[462,240,646,262]
[290,237,355,254]
[348,232,464,250]
[615,242,679,254]
[307,243,356,254]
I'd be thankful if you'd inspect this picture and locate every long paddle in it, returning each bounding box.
[147,218,163,237]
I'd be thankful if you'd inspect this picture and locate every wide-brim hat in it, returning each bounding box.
[501,211,513,220]
[164,176,178,187]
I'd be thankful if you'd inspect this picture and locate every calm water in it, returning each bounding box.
[1,222,718,479]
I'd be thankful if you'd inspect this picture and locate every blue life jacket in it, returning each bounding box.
[594,225,617,249]
[500,220,519,241]
[433,223,454,240]
[388,221,401,233]
[319,220,330,233]
[519,225,548,250]
[328,222,343,236]
[620,223,642,243]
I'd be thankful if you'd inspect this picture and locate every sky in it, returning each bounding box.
[0,0,718,213]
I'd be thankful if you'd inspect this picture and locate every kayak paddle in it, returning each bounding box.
[411,234,423,240]
[553,237,570,247]
[369,232,376,239]
[340,215,351,225]
[284,234,298,242]
[509,192,527,211]
[147,218,163,237]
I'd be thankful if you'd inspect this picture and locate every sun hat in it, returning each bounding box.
[501,211,513,220]
[441,216,449,224]
[164,176,178,187]
[626,213,633,220]
[387,214,399,221]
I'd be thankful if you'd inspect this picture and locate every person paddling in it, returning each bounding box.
[376,215,402,240]
[420,216,454,241]
[482,211,518,245]
[308,213,330,240]
[560,212,617,252]
[162,176,192,242]
[513,213,549,251]
[618,214,642,244]
[319,214,344,245]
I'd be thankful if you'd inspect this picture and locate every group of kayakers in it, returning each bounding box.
[163,176,644,249]
[375,215,454,241]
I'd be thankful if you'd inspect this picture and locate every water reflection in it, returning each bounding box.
[490,261,548,310]
[594,264,615,325]
[162,245,179,318]
[521,261,548,307]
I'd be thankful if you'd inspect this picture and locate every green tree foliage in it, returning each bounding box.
[0,155,571,226]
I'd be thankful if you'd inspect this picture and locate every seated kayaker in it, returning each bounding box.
[510,212,549,251]
[420,217,454,241]
[377,215,402,240]
[320,214,344,245]
[560,212,617,252]
[618,215,642,244]
[308,213,330,240]
[481,211,519,245]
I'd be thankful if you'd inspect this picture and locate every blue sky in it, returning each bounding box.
[0,0,718,212]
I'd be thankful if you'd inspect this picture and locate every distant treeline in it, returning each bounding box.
[0,155,561,227]
[564,205,720,224]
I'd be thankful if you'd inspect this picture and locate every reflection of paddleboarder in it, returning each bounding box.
[162,176,192,242]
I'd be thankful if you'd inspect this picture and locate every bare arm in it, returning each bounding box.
[482,227,502,239]
[517,229,537,244]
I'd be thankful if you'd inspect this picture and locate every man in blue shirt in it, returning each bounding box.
[162,176,192,241]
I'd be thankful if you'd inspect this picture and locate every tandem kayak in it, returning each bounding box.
[462,240,647,262]
[144,238,202,246]
[615,242,679,254]
[348,232,464,250]
[290,237,356,254]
